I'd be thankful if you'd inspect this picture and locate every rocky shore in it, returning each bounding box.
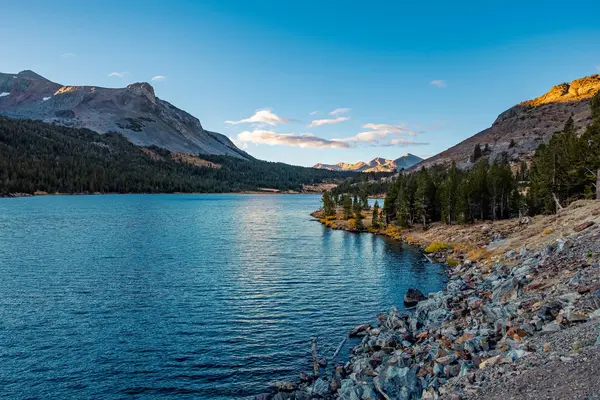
[258,200,600,399]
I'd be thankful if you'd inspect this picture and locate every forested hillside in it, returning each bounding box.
[0,117,355,195]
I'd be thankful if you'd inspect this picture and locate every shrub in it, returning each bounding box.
[446,257,460,267]
[347,219,357,230]
[425,242,450,253]
[543,227,553,235]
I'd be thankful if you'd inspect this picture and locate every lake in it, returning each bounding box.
[0,194,446,399]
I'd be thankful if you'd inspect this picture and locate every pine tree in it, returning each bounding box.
[372,200,380,227]
[343,194,353,220]
[472,144,483,162]
[414,167,435,228]
[353,195,362,220]
[321,191,336,217]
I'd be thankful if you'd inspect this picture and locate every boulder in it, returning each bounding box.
[349,324,372,337]
[404,288,427,307]
[573,220,595,232]
[374,365,421,400]
[271,381,296,392]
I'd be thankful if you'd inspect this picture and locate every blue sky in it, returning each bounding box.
[1,0,599,166]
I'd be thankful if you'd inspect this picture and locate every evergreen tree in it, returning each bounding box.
[414,167,436,228]
[372,200,380,227]
[353,195,362,220]
[359,189,369,210]
[321,191,335,217]
[472,144,483,162]
[342,194,353,220]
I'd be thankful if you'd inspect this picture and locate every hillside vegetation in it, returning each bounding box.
[0,117,355,195]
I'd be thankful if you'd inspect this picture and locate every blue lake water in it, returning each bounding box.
[0,194,446,399]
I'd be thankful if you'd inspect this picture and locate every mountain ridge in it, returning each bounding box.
[0,70,250,159]
[314,154,423,172]
[410,74,600,171]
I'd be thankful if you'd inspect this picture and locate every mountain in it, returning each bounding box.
[314,154,423,172]
[412,74,600,170]
[0,70,250,159]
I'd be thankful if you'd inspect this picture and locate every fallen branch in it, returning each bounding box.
[331,336,348,361]
[552,193,563,211]
[312,338,319,376]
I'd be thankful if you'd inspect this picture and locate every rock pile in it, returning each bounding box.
[258,218,600,399]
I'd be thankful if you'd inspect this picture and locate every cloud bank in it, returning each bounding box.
[151,75,165,82]
[237,130,349,149]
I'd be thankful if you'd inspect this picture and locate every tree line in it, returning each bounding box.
[322,90,600,228]
[0,117,356,195]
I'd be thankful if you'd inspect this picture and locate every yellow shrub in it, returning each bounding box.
[425,242,450,253]
[446,257,460,267]
[386,225,400,237]
[543,227,553,235]
[467,247,488,261]
[348,219,357,230]
[325,216,337,221]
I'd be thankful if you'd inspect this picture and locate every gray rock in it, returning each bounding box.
[349,324,372,337]
[404,288,427,307]
[310,378,330,397]
[375,365,421,400]
[338,379,378,400]
[271,381,296,392]
[542,322,563,332]
[492,278,518,303]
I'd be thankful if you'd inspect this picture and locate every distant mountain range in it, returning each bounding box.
[313,154,423,172]
[0,70,250,159]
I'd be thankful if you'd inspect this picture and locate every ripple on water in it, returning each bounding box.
[0,194,446,399]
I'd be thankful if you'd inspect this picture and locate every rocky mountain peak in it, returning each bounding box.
[127,82,156,103]
[0,70,249,159]
[520,74,600,108]
[17,70,51,81]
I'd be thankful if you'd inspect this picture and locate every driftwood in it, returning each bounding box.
[331,336,348,361]
[312,338,319,376]
[596,168,600,200]
[552,193,563,211]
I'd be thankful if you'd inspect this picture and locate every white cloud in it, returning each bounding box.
[337,122,426,146]
[0,92,10,98]
[151,75,165,82]
[430,80,447,88]
[385,137,429,146]
[43,97,51,101]
[226,109,289,126]
[362,123,420,136]
[308,117,349,127]
[61,52,76,59]
[108,72,130,78]
[237,129,350,149]
[329,107,351,116]
[309,110,319,115]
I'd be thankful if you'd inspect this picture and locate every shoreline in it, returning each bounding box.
[261,201,600,399]
[0,191,326,199]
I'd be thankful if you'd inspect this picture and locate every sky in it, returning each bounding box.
[1,0,599,167]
